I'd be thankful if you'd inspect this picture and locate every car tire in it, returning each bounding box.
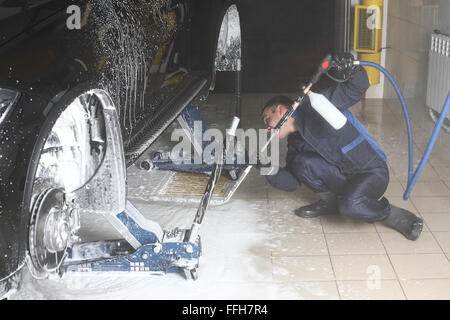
[24,85,126,279]
[0,268,23,300]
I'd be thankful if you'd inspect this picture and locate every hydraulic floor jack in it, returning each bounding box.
[63,113,241,280]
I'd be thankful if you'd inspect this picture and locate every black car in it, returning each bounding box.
[0,0,241,295]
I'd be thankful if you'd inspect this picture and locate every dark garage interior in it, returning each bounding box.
[216,0,337,93]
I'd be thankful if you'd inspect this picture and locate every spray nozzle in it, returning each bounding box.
[310,54,333,86]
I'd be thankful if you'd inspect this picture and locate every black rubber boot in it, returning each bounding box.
[381,205,423,241]
[295,192,338,219]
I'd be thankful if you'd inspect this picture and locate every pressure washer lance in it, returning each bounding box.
[184,116,241,244]
[220,54,347,203]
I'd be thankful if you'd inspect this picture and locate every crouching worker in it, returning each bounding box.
[261,60,423,241]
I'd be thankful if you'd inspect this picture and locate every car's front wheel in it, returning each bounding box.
[25,88,126,279]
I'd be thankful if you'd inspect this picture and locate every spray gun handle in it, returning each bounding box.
[276,54,334,133]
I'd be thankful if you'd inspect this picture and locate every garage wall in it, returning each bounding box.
[222,0,336,93]
[384,0,450,100]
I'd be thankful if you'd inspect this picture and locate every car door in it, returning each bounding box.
[145,0,191,104]
[89,0,189,147]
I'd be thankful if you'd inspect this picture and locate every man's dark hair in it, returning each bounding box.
[262,95,294,114]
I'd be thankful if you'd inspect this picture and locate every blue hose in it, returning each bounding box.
[358,61,450,200]
[404,91,450,199]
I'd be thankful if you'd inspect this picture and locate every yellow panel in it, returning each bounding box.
[355,0,383,85]
[354,4,382,54]
[361,0,383,8]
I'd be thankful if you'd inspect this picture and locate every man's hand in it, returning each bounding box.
[333,52,356,70]
[328,52,356,82]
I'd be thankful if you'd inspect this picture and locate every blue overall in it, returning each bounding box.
[267,66,391,223]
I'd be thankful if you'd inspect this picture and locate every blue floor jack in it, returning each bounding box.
[133,104,252,206]
[63,201,203,279]
[62,113,242,280]
[139,104,247,180]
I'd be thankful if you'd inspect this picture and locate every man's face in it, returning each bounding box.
[262,104,292,139]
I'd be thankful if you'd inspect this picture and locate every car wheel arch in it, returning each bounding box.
[198,1,242,99]
[20,84,127,277]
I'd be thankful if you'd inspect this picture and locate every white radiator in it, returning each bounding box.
[426,32,450,117]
